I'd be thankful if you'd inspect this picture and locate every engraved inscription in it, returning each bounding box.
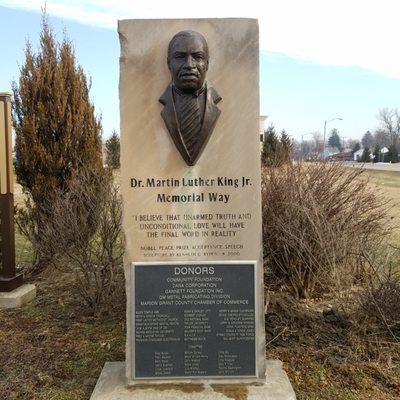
[133,263,256,379]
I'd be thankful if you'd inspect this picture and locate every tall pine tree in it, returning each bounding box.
[12,16,103,268]
[387,144,399,163]
[328,128,342,151]
[279,129,293,163]
[261,126,293,166]
[361,147,371,163]
[373,145,380,163]
[261,125,278,166]
[280,129,292,152]
[13,17,103,205]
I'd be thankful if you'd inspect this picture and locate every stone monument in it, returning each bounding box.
[91,19,295,400]
[0,92,36,309]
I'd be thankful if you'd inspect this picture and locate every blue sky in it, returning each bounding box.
[1,1,400,141]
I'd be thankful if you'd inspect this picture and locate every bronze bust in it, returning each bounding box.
[159,30,222,166]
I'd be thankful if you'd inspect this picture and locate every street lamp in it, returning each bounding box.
[323,117,343,159]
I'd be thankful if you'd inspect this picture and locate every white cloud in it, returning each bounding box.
[2,0,400,78]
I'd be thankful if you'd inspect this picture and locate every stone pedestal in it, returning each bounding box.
[0,283,36,309]
[90,360,296,400]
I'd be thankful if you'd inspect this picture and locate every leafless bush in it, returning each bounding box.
[262,162,391,299]
[16,196,55,273]
[38,165,124,314]
[357,247,400,341]
[16,165,105,275]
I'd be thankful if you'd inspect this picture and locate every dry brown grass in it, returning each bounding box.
[265,289,400,400]
[361,169,400,246]
[0,269,125,400]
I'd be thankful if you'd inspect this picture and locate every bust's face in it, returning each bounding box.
[168,34,209,93]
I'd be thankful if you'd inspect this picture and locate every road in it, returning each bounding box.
[341,162,400,172]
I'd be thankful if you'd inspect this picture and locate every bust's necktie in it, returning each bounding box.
[178,94,202,158]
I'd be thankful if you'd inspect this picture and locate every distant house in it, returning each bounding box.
[353,148,364,161]
[320,148,334,159]
[259,115,268,142]
[327,151,353,162]
[354,148,373,162]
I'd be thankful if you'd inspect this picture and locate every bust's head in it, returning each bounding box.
[167,30,209,93]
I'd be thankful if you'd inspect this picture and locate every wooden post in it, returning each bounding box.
[0,92,22,292]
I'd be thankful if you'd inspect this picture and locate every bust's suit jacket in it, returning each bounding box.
[159,83,222,166]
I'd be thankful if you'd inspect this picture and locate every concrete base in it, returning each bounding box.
[0,284,36,309]
[90,360,296,400]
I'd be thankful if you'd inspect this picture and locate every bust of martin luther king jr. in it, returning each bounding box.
[159,30,222,166]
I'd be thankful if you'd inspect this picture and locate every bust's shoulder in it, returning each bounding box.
[159,84,173,105]
[207,84,222,105]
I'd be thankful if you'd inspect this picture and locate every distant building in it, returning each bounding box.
[353,148,363,161]
[354,148,373,162]
[327,151,353,162]
[259,115,268,142]
[320,148,334,159]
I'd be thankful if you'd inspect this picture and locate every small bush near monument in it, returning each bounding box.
[38,165,124,315]
[262,162,391,299]
[357,246,400,341]
[12,16,103,271]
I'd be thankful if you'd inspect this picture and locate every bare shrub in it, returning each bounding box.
[357,247,400,341]
[262,162,391,299]
[38,165,124,314]
[16,163,105,274]
[16,197,54,272]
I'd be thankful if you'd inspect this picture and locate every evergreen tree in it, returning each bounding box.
[280,129,292,152]
[361,131,374,149]
[360,147,371,163]
[261,126,293,166]
[387,144,399,163]
[105,130,120,169]
[261,125,278,166]
[12,16,103,267]
[279,129,293,163]
[372,145,380,163]
[352,141,361,154]
[328,128,342,151]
